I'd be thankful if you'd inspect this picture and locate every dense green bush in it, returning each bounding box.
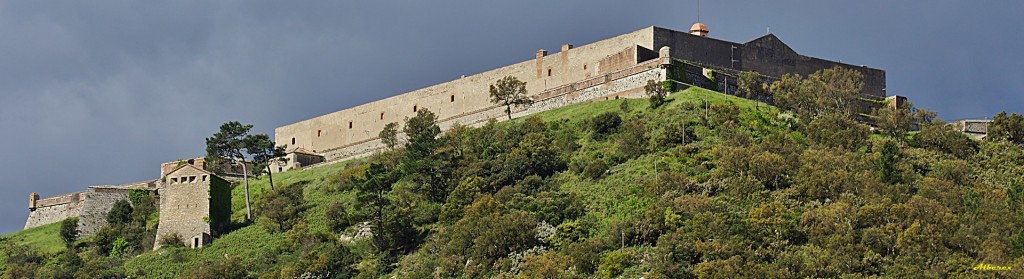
[255,181,308,232]
[590,112,621,139]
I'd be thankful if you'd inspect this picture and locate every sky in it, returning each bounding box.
[2,1,1023,234]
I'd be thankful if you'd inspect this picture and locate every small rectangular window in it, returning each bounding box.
[348,121,353,129]
[171,177,179,184]
[317,130,322,137]
[380,112,385,120]
[584,64,588,70]
[547,69,552,76]
[291,137,295,145]
[450,95,455,102]
[413,105,418,112]
[202,175,207,182]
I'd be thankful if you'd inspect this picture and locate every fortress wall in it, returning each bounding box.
[653,27,743,70]
[654,27,885,99]
[276,27,657,154]
[76,187,131,237]
[24,192,84,229]
[315,61,667,163]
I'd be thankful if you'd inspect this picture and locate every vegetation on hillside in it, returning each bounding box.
[3,67,1024,278]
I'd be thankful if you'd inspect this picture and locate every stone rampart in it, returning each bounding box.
[24,192,84,230]
[276,27,658,155]
[76,187,132,236]
[313,59,667,163]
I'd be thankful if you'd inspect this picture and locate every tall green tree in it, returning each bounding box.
[206,121,255,221]
[402,109,449,201]
[354,162,401,257]
[771,66,864,122]
[244,133,287,190]
[989,111,1024,145]
[59,217,80,248]
[737,71,767,109]
[489,75,533,120]
[645,79,668,107]
[106,199,133,226]
[379,122,399,149]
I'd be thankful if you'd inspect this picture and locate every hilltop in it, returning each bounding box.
[3,85,1024,278]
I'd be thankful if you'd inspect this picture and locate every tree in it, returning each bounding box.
[255,181,307,232]
[873,101,913,139]
[60,217,80,247]
[243,133,287,190]
[355,162,401,256]
[989,111,1024,145]
[379,122,399,149]
[878,140,901,184]
[645,79,668,107]
[737,71,767,109]
[401,109,451,201]
[206,121,254,220]
[912,120,978,159]
[771,66,864,122]
[806,113,870,149]
[106,199,133,226]
[489,75,533,120]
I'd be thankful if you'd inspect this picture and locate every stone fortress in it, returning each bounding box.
[273,24,886,167]
[25,158,237,249]
[24,22,888,249]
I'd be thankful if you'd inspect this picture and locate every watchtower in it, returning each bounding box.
[153,164,231,249]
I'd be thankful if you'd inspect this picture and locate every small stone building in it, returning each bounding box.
[271,147,325,173]
[154,164,231,249]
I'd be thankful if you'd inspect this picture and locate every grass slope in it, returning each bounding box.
[3,222,64,255]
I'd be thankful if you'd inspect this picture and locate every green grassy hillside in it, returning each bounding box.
[5,85,1024,278]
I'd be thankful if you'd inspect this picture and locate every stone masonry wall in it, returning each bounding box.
[24,192,84,229]
[154,166,214,249]
[314,60,667,163]
[276,27,658,155]
[277,25,886,169]
[76,187,131,237]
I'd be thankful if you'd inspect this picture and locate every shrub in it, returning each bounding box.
[590,112,622,139]
[646,79,668,107]
[912,121,978,159]
[158,233,184,247]
[255,181,308,232]
[598,249,633,278]
[582,159,608,180]
[806,113,869,149]
[180,256,248,279]
[60,217,80,247]
[106,199,133,226]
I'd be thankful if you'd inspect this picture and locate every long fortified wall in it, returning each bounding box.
[278,24,886,166]
[25,180,155,237]
[25,192,85,229]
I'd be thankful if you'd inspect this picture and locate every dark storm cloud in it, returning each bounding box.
[2,1,1022,233]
